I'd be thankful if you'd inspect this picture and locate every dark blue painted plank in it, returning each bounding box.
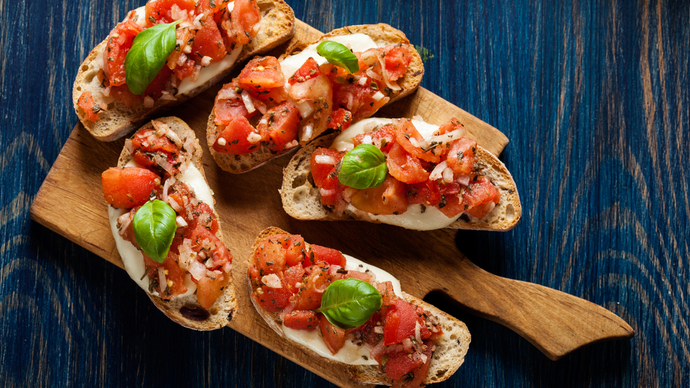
[1,0,689,387]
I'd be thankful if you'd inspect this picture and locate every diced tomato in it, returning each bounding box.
[395,342,434,388]
[349,176,408,215]
[252,236,287,276]
[196,272,229,310]
[438,181,461,196]
[173,58,197,81]
[213,117,261,154]
[191,21,227,62]
[145,0,197,26]
[310,148,342,187]
[319,314,347,355]
[198,0,226,16]
[394,119,441,163]
[184,223,231,270]
[407,179,442,206]
[101,167,160,208]
[446,138,476,175]
[306,245,347,267]
[352,124,396,152]
[110,84,143,110]
[293,264,329,310]
[288,57,321,85]
[386,142,429,184]
[380,349,424,381]
[238,57,285,90]
[143,251,188,298]
[257,102,301,152]
[462,176,501,218]
[277,234,306,267]
[213,83,255,125]
[376,281,398,307]
[382,44,412,81]
[187,202,219,234]
[77,91,104,122]
[343,270,374,284]
[283,263,305,293]
[229,0,261,45]
[331,78,388,122]
[284,310,318,331]
[103,20,142,87]
[253,284,292,312]
[142,64,172,98]
[132,128,178,155]
[384,299,421,345]
[327,108,353,131]
[437,193,464,218]
[437,118,465,135]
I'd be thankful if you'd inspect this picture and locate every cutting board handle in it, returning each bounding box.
[432,258,634,360]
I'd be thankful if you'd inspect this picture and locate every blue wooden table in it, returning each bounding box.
[2,0,688,386]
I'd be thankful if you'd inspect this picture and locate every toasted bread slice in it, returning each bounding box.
[113,117,237,330]
[248,227,470,385]
[74,0,295,142]
[280,130,522,231]
[206,23,424,174]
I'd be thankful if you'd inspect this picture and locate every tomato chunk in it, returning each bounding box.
[462,176,501,218]
[384,299,420,345]
[77,92,103,122]
[288,57,321,84]
[386,142,429,184]
[327,108,353,131]
[103,21,142,87]
[284,310,318,331]
[196,272,229,310]
[191,21,227,62]
[230,0,261,45]
[213,117,261,154]
[319,314,347,355]
[382,44,412,81]
[257,102,301,152]
[253,236,287,276]
[349,176,408,215]
[238,56,285,91]
[214,83,254,125]
[283,263,305,293]
[102,167,160,208]
[352,123,396,152]
[145,0,197,26]
[310,148,342,187]
[446,138,476,175]
[394,119,441,163]
[306,245,347,267]
[253,284,292,312]
[407,179,442,206]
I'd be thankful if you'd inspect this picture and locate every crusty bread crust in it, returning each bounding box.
[116,117,238,330]
[207,23,424,174]
[74,0,295,142]
[248,227,470,385]
[280,132,522,231]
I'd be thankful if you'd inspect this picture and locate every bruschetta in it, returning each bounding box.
[101,116,236,330]
[206,24,424,173]
[248,227,470,386]
[74,0,295,142]
[280,117,522,231]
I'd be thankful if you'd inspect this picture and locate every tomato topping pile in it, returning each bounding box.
[312,118,502,220]
[102,121,233,310]
[211,44,414,156]
[78,0,262,121]
[248,233,443,387]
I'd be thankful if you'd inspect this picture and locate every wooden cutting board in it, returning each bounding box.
[30,20,518,387]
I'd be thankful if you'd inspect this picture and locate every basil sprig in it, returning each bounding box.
[133,199,177,263]
[316,41,360,73]
[125,20,181,95]
[337,144,388,189]
[317,279,383,329]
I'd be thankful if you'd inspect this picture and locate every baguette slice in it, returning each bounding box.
[113,117,237,330]
[74,0,295,142]
[280,131,522,231]
[206,23,425,174]
[248,227,470,386]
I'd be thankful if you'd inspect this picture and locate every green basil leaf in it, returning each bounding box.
[133,199,177,263]
[125,20,181,95]
[316,41,360,73]
[317,278,382,329]
[337,144,388,189]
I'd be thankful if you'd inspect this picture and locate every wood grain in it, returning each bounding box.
[4,0,690,387]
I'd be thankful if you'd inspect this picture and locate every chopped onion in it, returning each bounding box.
[217,87,240,100]
[143,96,154,108]
[320,188,337,197]
[223,262,232,273]
[216,137,227,147]
[372,91,385,101]
[254,99,267,115]
[246,132,262,143]
[429,161,448,181]
[358,77,368,86]
[284,140,298,149]
[415,321,422,344]
[456,174,471,186]
[301,124,314,141]
[160,91,177,101]
[177,53,188,66]
[178,239,195,270]
[314,154,336,164]
[189,259,206,281]
[167,196,182,212]
[201,56,212,67]
[124,139,134,155]
[116,212,132,238]
[154,153,174,174]
[297,101,314,118]
[418,129,465,149]
[241,90,256,113]
[158,268,167,291]
[376,54,402,91]
[443,167,454,183]
[161,176,174,202]
[191,65,201,82]
[361,134,373,144]
[365,68,382,80]
[261,274,282,289]
[176,215,187,228]
[373,326,384,334]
